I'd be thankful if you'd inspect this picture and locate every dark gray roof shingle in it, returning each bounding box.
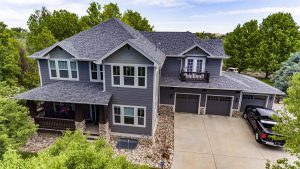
[30,18,165,66]
[161,71,284,95]
[223,72,285,95]
[141,32,227,57]
[15,81,112,105]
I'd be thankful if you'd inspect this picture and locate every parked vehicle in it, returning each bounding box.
[243,105,285,147]
[226,67,238,73]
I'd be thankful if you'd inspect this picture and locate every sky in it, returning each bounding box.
[1,0,300,34]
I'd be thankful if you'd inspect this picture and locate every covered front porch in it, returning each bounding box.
[15,81,112,133]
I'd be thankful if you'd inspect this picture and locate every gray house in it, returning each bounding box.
[16,18,284,138]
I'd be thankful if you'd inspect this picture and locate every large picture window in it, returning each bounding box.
[113,105,146,127]
[112,65,147,88]
[90,62,103,82]
[48,60,78,80]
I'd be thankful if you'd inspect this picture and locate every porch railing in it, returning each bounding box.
[180,68,210,82]
[34,117,76,131]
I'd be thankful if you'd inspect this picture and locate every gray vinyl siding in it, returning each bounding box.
[103,46,153,64]
[105,65,154,136]
[38,60,92,86]
[160,87,241,109]
[48,47,74,59]
[183,47,208,55]
[161,57,222,77]
[161,57,181,76]
[206,59,222,77]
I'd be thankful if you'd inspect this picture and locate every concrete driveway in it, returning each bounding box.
[172,113,297,169]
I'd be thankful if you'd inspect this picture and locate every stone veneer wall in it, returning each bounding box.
[99,122,111,142]
[75,120,86,131]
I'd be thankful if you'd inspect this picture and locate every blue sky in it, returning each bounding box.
[1,0,300,33]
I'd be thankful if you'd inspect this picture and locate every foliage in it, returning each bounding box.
[195,31,225,39]
[102,3,122,21]
[122,10,153,31]
[267,73,300,168]
[0,131,149,169]
[79,2,102,29]
[224,20,260,73]
[266,158,300,169]
[272,52,300,92]
[255,12,300,78]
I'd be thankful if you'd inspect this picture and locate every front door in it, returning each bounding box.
[85,105,99,125]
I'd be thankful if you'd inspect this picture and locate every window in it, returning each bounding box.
[70,61,78,79]
[123,66,135,86]
[49,60,57,78]
[48,60,78,80]
[53,102,75,112]
[138,67,146,87]
[113,66,120,85]
[112,65,147,88]
[185,57,206,72]
[113,105,146,127]
[90,62,103,82]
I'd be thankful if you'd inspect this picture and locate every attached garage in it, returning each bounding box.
[205,95,233,116]
[175,93,200,114]
[240,94,268,112]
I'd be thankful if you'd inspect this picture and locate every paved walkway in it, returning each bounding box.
[171,113,297,169]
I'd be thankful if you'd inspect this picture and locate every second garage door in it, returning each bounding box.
[175,94,200,114]
[206,96,232,116]
[240,94,268,112]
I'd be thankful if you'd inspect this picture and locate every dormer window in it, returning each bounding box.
[90,62,103,82]
[48,60,78,80]
[184,57,206,72]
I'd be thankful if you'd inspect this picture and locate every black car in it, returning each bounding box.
[243,105,285,147]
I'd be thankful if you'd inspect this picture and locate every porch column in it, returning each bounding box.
[99,105,107,124]
[26,100,37,117]
[75,104,86,131]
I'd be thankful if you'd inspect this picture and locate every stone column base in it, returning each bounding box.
[75,120,86,131]
[99,122,111,142]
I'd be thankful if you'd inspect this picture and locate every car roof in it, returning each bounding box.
[256,108,277,118]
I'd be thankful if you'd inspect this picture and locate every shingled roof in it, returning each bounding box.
[141,32,227,57]
[30,18,228,66]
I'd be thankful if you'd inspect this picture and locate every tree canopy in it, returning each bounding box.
[272,52,300,92]
[267,73,300,168]
[122,10,153,31]
[224,12,300,77]
[0,131,149,169]
[224,20,259,73]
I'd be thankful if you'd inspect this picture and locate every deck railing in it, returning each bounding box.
[180,68,210,82]
[34,117,76,131]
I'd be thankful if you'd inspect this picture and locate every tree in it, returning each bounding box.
[224,20,260,73]
[26,27,57,54]
[122,10,153,31]
[0,22,21,85]
[266,73,300,168]
[0,131,149,169]
[272,52,300,92]
[255,12,300,79]
[80,2,102,29]
[102,3,122,21]
[195,31,225,39]
[0,82,36,157]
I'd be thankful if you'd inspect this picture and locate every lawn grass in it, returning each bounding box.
[257,78,273,86]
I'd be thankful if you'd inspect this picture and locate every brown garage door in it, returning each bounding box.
[175,94,200,114]
[206,96,232,116]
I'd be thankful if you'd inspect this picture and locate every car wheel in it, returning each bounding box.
[255,131,262,143]
[243,113,248,119]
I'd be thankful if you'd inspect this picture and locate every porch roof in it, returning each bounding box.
[15,81,112,105]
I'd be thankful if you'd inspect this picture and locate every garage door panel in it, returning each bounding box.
[241,95,267,112]
[206,96,232,116]
[175,94,199,114]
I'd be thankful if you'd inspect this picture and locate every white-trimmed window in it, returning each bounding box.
[48,60,78,80]
[185,57,206,72]
[90,62,103,82]
[112,65,147,88]
[113,105,146,127]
